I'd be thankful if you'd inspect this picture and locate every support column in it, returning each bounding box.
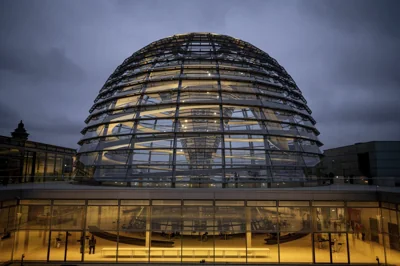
[42,222,48,246]
[97,206,102,227]
[53,154,57,177]
[43,152,48,183]
[246,207,252,248]
[145,207,151,248]
[19,149,25,183]
[23,230,29,255]
[30,152,36,183]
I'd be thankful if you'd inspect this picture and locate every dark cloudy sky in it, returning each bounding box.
[0,0,399,150]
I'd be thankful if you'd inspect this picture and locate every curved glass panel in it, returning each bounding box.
[75,33,323,187]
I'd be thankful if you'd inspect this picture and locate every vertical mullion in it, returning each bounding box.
[124,95,143,183]
[210,33,226,188]
[148,202,152,263]
[64,230,68,262]
[346,231,350,264]
[312,232,316,263]
[213,198,216,263]
[116,200,121,263]
[180,200,183,264]
[81,200,88,262]
[277,201,280,264]
[245,201,248,264]
[328,233,332,263]
[124,70,152,183]
[259,104,274,187]
[172,35,191,188]
[53,153,57,177]
[46,200,54,262]
[30,152,36,182]
[60,154,65,178]
[43,151,48,182]
[380,205,388,265]
[311,201,316,264]
[10,205,17,261]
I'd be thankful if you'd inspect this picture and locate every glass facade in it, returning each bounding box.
[1,200,399,264]
[76,33,323,187]
[0,135,75,183]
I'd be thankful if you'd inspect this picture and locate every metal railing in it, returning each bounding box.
[0,175,399,192]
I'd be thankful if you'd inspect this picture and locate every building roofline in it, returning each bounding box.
[324,141,400,152]
[0,135,77,152]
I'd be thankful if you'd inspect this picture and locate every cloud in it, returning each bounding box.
[303,0,400,37]
[0,0,399,150]
[0,47,85,83]
[0,103,21,134]
[26,116,83,149]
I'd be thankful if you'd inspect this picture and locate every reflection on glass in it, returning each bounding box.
[118,206,149,263]
[313,207,346,232]
[86,206,119,230]
[52,206,84,230]
[45,153,55,178]
[349,232,385,264]
[278,206,311,232]
[18,205,51,230]
[280,233,312,263]
[248,232,278,263]
[35,152,46,179]
[54,155,63,178]
[12,230,48,261]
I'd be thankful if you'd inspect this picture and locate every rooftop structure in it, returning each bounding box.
[76,33,322,187]
[10,120,29,141]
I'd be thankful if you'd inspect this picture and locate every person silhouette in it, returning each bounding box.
[89,235,96,254]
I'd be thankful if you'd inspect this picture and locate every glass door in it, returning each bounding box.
[49,231,83,262]
[314,233,349,264]
[314,233,330,263]
[49,231,66,261]
[65,231,83,261]
[331,233,348,263]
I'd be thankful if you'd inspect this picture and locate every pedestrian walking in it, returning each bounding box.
[89,235,96,254]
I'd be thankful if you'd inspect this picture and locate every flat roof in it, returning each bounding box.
[0,135,76,153]
[1,182,399,204]
[324,140,400,152]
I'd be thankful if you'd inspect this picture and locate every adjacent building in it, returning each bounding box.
[0,121,76,184]
[316,141,400,186]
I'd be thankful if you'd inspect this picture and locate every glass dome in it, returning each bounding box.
[76,32,322,188]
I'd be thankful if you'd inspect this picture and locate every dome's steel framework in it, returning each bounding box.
[76,33,322,187]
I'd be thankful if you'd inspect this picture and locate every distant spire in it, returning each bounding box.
[11,120,29,141]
